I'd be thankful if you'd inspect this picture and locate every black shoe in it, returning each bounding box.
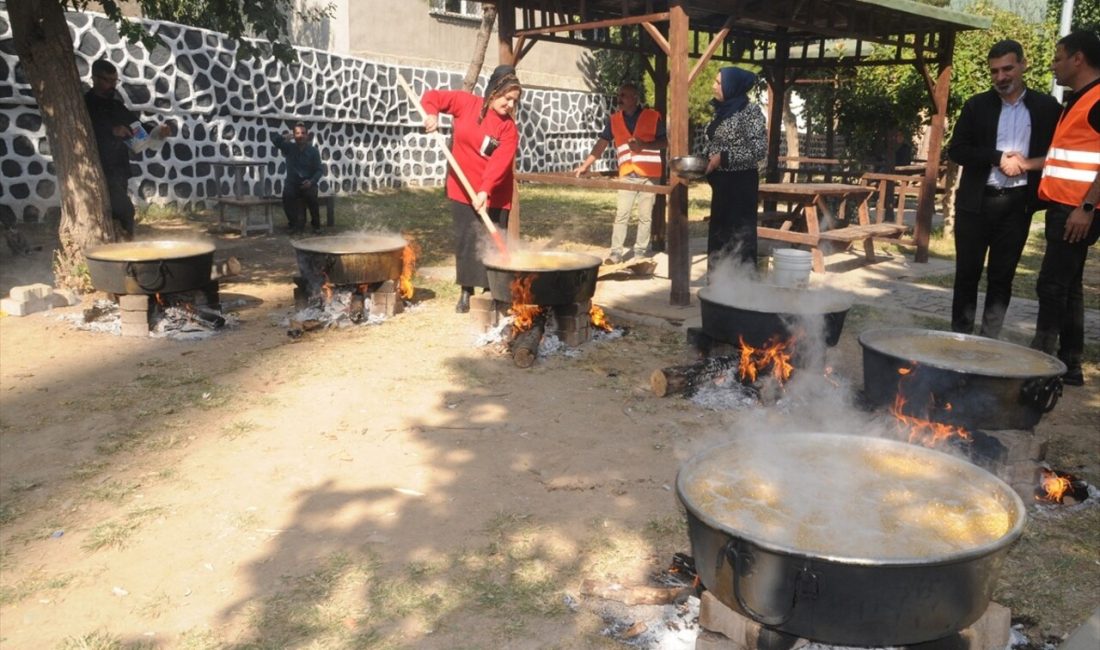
[1062,366,1084,386]
[456,289,472,313]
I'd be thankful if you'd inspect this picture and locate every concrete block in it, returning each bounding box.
[469,293,496,312]
[0,296,51,316]
[694,629,744,650]
[984,429,1048,462]
[49,289,81,307]
[120,309,152,325]
[558,326,590,347]
[552,300,592,317]
[10,283,53,301]
[472,305,499,331]
[121,321,150,337]
[699,591,763,646]
[118,294,151,311]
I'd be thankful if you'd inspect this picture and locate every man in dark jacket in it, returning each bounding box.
[272,123,325,234]
[84,59,172,239]
[947,39,1062,338]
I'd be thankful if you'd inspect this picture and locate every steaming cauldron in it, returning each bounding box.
[859,328,1065,430]
[85,240,216,295]
[292,234,407,286]
[484,251,601,305]
[698,285,851,348]
[678,432,1025,646]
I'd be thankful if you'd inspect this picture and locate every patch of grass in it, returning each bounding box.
[71,460,110,482]
[0,570,75,606]
[82,506,164,552]
[95,429,148,456]
[86,479,142,504]
[222,419,258,440]
[0,500,20,526]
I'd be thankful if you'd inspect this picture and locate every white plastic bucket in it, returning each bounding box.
[771,248,812,288]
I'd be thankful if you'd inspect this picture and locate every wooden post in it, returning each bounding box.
[666,1,690,306]
[497,0,515,65]
[764,35,789,184]
[914,31,953,264]
[652,50,669,253]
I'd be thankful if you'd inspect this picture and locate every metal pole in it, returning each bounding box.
[1052,0,1075,101]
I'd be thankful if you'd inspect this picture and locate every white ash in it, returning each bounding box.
[593,327,627,341]
[599,594,700,650]
[57,299,121,335]
[538,332,582,358]
[690,376,761,411]
[281,289,387,329]
[150,306,238,340]
[474,317,513,347]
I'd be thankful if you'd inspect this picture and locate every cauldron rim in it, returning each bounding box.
[484,250,602,273]
[859,327,1066,379]
[85,239,216,262]
[291,234,407,255]
[676,432,1027,567]
[698,284,851,316]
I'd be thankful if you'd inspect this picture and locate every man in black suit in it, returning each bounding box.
[947,39,1062,338]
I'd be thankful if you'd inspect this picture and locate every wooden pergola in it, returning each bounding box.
[492,0,989,306]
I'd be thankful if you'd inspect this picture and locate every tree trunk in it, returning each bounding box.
[783,90,799,173]
[462,5,498,92]
[8,0,115,292]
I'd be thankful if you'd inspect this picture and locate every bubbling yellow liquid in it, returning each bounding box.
[89,242,213,261]
[682,437,1016,560]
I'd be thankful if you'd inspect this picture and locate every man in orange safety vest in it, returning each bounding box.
[574,83,667,265]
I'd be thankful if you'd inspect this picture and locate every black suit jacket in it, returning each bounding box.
[947,87,1062,214]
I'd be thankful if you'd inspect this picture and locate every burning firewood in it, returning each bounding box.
[511,312,547,368]
[651,355,748,397]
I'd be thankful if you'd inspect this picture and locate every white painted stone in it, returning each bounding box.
[0,296,51,317]
[10,283,53,302]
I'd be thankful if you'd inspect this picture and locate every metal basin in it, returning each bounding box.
[670,155,709,180]
[859,328,1065,430]
[85,240,216,295]
[292,234,407,290]
[484,251,601,305]
[678,432,1026,646]
[698,285,851,348]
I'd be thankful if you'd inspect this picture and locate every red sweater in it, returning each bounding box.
[422,89,518,209]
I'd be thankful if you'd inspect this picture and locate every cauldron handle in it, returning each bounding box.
[722,539,817,627]
[125,260,170,292]
[1020,377,1063,413]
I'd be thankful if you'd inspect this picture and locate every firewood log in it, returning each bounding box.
[511,319,546,368]
[651,355,742,397]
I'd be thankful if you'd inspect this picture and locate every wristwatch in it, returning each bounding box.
[1082,201,1096,214]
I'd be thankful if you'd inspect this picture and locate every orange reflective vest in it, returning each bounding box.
[1039,83,1100,207]
[610,108,663,178]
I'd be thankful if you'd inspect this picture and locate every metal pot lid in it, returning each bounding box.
[291,234,407,254]
[484,250,601,272]
[698,284,851,315]
[677,432,1026,566]
[85,240,216,262]
[859,328,1066,378]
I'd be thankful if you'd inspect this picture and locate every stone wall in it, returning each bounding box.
[0,8,610,224]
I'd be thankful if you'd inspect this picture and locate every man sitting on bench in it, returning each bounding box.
[272,123,325,234]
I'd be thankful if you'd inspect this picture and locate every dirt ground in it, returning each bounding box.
[1,217,1098,649]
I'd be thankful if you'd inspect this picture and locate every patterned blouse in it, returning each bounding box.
[704,105,768,172]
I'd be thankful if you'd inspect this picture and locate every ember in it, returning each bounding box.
[890,364,972,448]
[589,304,613,332]
[737,336,794,385]
[508,274,542,334]
[1036,467,1091,504]
[398,240,419,300]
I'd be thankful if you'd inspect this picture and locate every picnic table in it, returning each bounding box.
[757,182,908,273]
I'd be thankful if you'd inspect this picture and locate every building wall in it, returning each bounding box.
[0,8,611,224]
[347,2,592,91]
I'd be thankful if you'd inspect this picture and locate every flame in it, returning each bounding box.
[154,293,165,306]
[898,367,912,375]
[509,274,541,334]
[1038,468,1072,503]
[891,393,971,447]
[589,304,613,331]
[398,240,419,300]
[737,336,794,385]
[321,272,334,303]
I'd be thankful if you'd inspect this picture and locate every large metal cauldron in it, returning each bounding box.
[698,285,851,348]
[860,328,1065,430]
[678,433,1026,646]
[292,235,407,286]
[85,240,216,295]
[484,251,601,305]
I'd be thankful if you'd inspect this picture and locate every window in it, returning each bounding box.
[429,0,483,19]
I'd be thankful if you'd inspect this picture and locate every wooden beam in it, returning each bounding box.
[514,12,669,38]
[515,172,675,194]
[667,1,690,307]
[498,0,516,65]
[913,30,953,264]
[764,34,789,184]
[689,16,735,85]
[641,21,670,56]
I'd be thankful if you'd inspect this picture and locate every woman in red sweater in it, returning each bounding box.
[422,65,522,313]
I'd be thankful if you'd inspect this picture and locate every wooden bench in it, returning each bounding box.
[216,197,279,236]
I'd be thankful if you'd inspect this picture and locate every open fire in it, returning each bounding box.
[737,336,793,385]
[889,365,972,448]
